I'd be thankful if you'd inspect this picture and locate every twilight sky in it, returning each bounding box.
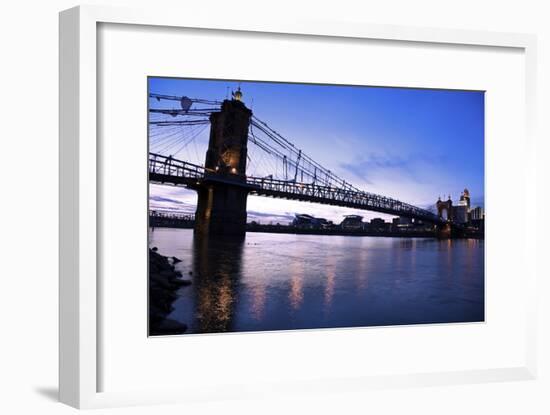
[148,77,484,224]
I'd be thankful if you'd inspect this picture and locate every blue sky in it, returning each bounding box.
[149,77,484,224]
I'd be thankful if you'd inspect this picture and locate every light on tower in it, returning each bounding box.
[233,86,243,102]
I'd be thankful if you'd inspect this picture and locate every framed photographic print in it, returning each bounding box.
[147,77,485,336]
[60,5,538,409]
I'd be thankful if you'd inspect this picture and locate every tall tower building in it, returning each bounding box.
[459,188,471,209]
[454,188,471,224]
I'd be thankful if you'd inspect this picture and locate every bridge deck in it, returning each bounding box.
[148,153,442,224]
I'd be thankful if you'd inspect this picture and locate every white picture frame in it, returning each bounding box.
[59,4,538,409]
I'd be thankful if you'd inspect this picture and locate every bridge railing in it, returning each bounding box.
[246,176,440,223]
[149,152,205,180]
[148,152,441,224]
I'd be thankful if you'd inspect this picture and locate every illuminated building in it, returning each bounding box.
[470,206,484,220]
[452,188,471,224]
[341,215,364,230]
[293,214,330,229]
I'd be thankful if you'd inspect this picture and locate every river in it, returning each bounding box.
[149,228,484,334]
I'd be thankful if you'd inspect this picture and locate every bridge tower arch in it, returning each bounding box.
[194,91,253,237]
[436,196,453,222]
[435,196,454,238]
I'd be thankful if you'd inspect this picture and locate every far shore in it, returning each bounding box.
[149,222,484,239]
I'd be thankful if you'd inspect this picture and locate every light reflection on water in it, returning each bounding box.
[149,228,484,334]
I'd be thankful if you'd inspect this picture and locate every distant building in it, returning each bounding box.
[392,216,413,230]
[451,188,470,224]
[400,217,412,225]
[469,206,484,230]
[149,210,195,229]
[470,206,484,221]
[292,214,330,229]
[412,219,432,231]
[398,216,413,226]
[341,215,363,230]
[458,188,471,209]
[436,188,481,225]
[293,214,315,229]
[369,217,391,232]
[453,205,469,224]
[370,218,385,227]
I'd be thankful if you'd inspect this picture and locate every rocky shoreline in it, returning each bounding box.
[149,247,192,335]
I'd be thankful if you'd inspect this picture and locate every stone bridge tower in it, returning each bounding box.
[194,88,252,238]
[436,196,453,222]
[436,196,453,238]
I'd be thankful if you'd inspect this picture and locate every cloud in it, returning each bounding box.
[149,184,197,214]
[246,210,295,223]
[149,195,186,205]
[247,210,294,220]
[339,152,447,186]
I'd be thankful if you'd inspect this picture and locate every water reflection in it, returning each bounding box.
[323,255,336,312]
[249,280,267,322]
[289,254,305,311]
[191,236,244,333]
[149,229,485,334]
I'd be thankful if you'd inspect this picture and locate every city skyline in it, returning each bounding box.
[149,77,484,224]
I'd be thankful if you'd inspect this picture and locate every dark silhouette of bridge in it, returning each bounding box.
[149,153,441,223]
[148,90,447,237]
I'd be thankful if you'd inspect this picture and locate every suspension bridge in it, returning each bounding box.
[148,89,448,237]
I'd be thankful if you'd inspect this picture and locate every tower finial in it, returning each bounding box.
[232,84,243,102]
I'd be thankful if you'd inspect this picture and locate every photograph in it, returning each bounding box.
[147,77,485,336]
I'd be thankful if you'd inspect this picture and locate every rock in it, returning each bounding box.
[159,269,176,278]
[150,273,173,290]
[149,304,166,324]
[149,262,160,274]
[163,278,191,289]
[149,247,192,335]
[151,318,188,335]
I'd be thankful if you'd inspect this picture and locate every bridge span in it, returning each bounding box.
[148,91,455,237]
[149,152,442,225]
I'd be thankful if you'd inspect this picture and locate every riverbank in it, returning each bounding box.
[149,221,437,238]
[149,247,192,336]
[149,220,483,239]
[246,224,437,238]
[249,225,484,239]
